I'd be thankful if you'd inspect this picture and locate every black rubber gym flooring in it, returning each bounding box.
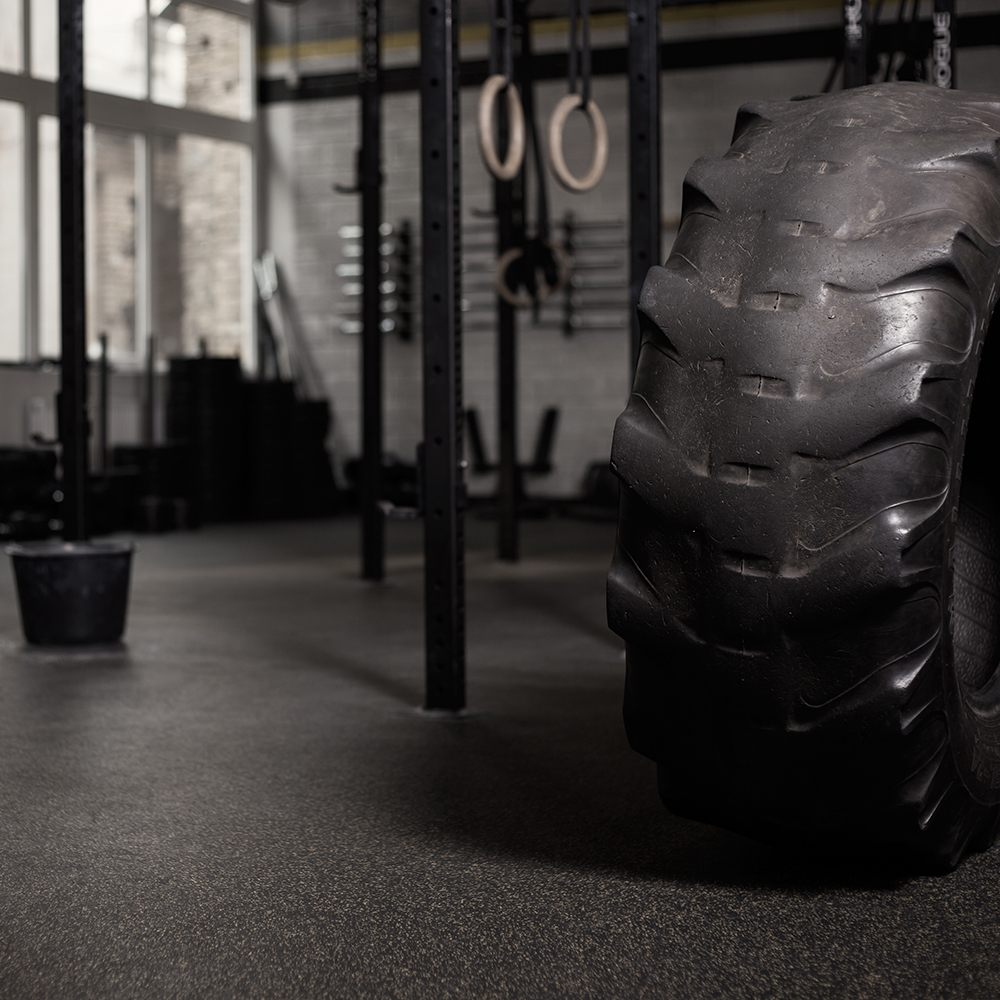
[0,517,997,999]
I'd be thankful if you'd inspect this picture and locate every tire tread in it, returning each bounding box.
[611,83,1000,869]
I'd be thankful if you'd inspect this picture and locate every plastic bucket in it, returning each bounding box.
[6,540,135,645]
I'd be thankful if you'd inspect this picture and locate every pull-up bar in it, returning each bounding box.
[261,7,996,105]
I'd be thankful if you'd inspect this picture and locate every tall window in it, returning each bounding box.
[0,100,25,360]
[0,0,256,367]
[86,125,140,358]
[153,133,252,358]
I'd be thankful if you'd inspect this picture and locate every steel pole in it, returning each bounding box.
[496,175,521,563]
[498,2,528,563]
[420,0,465,711]
[360,0,385,580]
[98,333,109,473]
[58,0,88,540]
[627,0,661,374]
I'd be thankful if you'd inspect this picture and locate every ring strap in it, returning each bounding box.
[568,0,592,107]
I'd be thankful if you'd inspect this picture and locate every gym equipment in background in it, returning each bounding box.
[252,250,339,521]
[485,0,568,318]
[478,0,526,183]
[463,213,627,337]
[164,354,338,527]
[465,405,558,519]
[113,333,193,533]
[336,222,413,341]
[485,0,573,562]
[830,0,957,93]
[609,84,1000,871]
[111,442,189,532]
[164,356,244,525]
[547,0,608,193]
[342,454,419,512]
[254,250,327,402]
[421,0,465,711]
[332,0,388,581]
[8,540,134,645]
[7,0,135,647]
[0,450,59,541]
[479,78,526,183]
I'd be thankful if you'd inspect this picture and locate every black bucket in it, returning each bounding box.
[6,540,135,645]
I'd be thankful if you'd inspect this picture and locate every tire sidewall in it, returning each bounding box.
[944,301,1000,806]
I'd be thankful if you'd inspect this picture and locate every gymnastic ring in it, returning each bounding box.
[477,75,526,182]
[547,92,609,193]
[495,243,571,308]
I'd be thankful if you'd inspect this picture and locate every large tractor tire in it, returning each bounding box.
[609,83,1000,871]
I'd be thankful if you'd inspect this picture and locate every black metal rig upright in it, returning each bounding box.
[360,0,385,581]
[627,0,661,374]
[420,0,466,712]
[498,0,525,563]
[58,0,88,541]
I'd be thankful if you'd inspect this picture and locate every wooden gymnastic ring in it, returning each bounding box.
[478,75,526,182]
[547,93,609,193]
[495,243,571,308]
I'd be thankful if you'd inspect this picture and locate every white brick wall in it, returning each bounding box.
[265,49,1000,498]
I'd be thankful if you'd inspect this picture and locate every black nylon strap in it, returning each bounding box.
[568,0,592,105]
[569,0,578,93]
[489,0,514,82]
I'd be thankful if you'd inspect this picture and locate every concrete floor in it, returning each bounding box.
[0,516,998,999]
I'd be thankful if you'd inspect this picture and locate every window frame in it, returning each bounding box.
[0,0,259,369]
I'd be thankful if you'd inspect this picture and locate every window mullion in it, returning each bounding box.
[141,0,152,362]
[23,0,32,77]
[24,105,38,359]
[136,130,151,362]
[145,0,153,103]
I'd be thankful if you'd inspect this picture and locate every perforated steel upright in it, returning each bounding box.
[420,0,466,711]
[498,0,526,564]
[627,0,661,373]
[360,0,385,581]
[59,0,89,540]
